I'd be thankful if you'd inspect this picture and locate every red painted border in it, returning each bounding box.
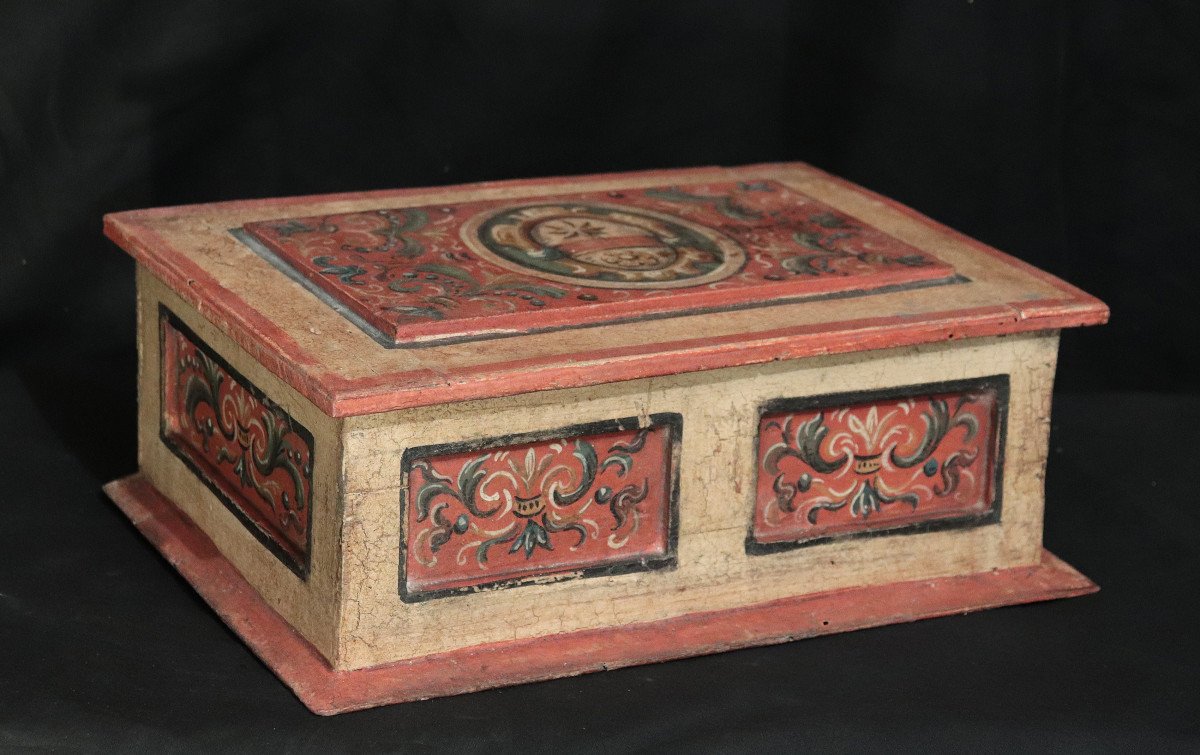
[104,162,1109,418]
[104,473,1098,715]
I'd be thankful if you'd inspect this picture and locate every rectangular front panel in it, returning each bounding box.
[750,376,1007,552]
[399,414,680,601]
[159,307,314,576]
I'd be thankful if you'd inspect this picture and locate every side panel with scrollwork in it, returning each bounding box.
[159,307,314,577]
[399,415,680,601]
[749,376,1007,553]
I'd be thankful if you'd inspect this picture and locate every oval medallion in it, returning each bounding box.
[460,202,747,289]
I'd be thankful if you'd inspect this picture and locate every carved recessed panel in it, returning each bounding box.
[749,377,1007,553]
[399,415,680,601]
[159,307,314,576]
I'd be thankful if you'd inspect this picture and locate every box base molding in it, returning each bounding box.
[104,474,1098,715]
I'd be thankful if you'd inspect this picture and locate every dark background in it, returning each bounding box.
[2,1,1198,750]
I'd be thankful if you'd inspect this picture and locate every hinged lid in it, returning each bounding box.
[105,163,1106,417]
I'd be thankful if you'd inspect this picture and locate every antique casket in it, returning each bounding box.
[103,163,1107,714]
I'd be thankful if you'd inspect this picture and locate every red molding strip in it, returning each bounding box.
[104,473,1098,715]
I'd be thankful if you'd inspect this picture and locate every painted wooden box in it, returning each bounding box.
[103,163,1107,714]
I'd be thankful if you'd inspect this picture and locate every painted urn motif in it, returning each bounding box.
[512,492,548,518]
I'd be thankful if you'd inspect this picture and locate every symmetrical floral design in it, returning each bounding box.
[160,309,314,576]
[238,179,954,345]
[750,378,1005,551]
[400,416,679,601]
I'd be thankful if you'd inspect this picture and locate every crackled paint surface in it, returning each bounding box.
[751,378,1005,551]
[400,416,679,600]
[160,309,314,575]
[238,179,955,345]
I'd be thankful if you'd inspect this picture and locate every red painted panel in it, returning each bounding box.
[751,377,1006,551]
[160,308,314,576]
[239,179,956,345]
[400,415,679,600]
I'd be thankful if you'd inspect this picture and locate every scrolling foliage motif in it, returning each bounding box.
[401,420,676,599]
[161,314,314,574]
[753,381,1002,547]
[252,206,574,323]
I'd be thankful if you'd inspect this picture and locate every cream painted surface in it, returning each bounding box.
[336,331,1059,670]
[136,268,344,662]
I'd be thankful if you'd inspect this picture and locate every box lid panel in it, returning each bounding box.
[235,180,957,347]
[105,163,1107,417]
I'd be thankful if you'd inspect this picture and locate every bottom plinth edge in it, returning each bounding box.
[104,473,1097,715]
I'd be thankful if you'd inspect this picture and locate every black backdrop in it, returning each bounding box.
[2,1,1198,750]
